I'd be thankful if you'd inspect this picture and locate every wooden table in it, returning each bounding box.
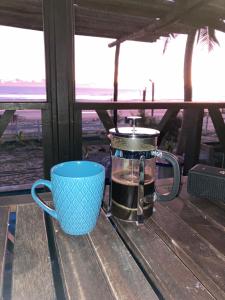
[0,178,225,300]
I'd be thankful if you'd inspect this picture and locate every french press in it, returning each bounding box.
[108,116,181,224]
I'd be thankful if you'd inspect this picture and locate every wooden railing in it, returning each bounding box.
[1,100,225,178]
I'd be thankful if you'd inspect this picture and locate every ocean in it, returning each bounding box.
[0,85,145,102]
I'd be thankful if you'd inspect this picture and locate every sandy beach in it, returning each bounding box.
[0,108,222,191]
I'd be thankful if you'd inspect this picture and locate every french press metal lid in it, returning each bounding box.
[109,116,159,152]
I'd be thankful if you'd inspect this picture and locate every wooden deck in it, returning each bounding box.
[0,178,224,299]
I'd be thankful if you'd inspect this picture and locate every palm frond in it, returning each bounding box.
[162,33,179,54]
[196,27,220,52]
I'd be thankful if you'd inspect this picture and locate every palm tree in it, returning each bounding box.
[163,27,219,154]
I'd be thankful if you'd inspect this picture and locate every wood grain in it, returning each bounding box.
[113,217,214,300]
[89,213,157,300]
[161,195,225,255]
[150,202,225,299]
[53,212,157,300]
[0,207,9,298]
[0,110,15,138]
[182,108,204,174]
[12,205,55,300]
[180,182,225,230]
[0,193,52,208]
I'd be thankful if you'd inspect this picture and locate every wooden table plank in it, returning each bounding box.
[12,205,55,300]
[113,217,214,300]
[89,213,158,300]
[151,202,225,299]
[157,178,225,230]
[53,219,115,300]
[53,212,158,300]
[0,207,9,298]
[0,192,52,209]
[161,195,225,255]
[180,183,225,230]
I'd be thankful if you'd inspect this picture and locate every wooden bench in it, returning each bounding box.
[0,178,224,299]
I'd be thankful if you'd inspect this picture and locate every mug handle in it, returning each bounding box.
[152,150,181,201]
[31,179,57,219]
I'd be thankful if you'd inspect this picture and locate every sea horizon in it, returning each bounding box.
[0,84,225,102]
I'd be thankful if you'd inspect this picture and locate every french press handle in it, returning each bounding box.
[153,150,181,201]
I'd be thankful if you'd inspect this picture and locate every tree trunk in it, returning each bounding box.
[176,30,197,155]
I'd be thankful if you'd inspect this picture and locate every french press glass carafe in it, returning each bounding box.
[108,116,181,224]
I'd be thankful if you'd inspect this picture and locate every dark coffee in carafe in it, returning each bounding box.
[111,169,155,221]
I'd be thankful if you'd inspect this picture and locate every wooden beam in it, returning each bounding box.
[183,108,204,175]
[41,108,54,179]
[0,110,15,138]
[74,0,172,20]
[113,44,120,125]
[108,0,208,47]
[157,108,180,145]
[0,103,47,110]
[73,109,82,160]
[43,0,76,169]
[75,101,225,110]
[96,110,114,132]
[208,107,225,154]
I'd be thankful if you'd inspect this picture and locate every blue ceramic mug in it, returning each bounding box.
[31,161,105,235]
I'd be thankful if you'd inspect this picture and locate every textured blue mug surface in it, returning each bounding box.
[31,161,105,235]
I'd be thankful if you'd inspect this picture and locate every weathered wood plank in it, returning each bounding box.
[182,108,204,174]
[113,44,120,125]
[41,108,55,179]
[108,0,206,47]
[161,195,225,255]
[0,103,48,110]
[154,178,225,231]
[75,101,225,110]
[208,107,225,155]
[43,0,76,163]
[0,207,9,299]
[52,219,115,299]
[12,205,55,300]
[113,217,214,300]
[53,212,157,300]
[157,108,180,145]
[150,202,225,299]
[179,183,225,231]
[0,193,52,209]
[73,109,83,160]
[89,213,157,300]
[0,110,15,138]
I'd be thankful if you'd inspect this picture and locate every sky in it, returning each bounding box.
[0,25,225,100]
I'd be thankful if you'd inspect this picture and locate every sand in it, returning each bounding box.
[0,140,111,190]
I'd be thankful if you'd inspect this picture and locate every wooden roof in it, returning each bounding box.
[0,0,225,44]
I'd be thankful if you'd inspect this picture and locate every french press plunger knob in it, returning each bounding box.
[127,116,142,133]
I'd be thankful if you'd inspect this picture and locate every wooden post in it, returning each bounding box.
[141,88,146,118]
[42,0,78,177]
[113,44,120,126]
[157,109,180,146]
[183,108,204,175]
[149,80,155,117]
[208,107,225,157]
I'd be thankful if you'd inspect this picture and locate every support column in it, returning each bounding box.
[42,0,80,177]
[183,108,204,175]
[113,44,120,126]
